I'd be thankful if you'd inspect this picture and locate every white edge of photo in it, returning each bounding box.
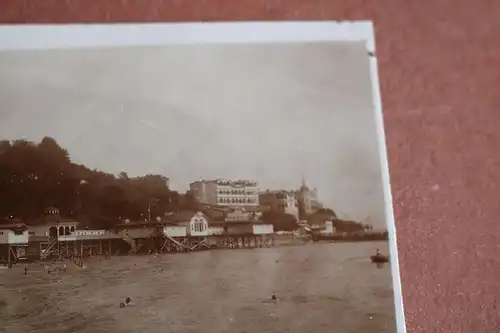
[0,21,406,333]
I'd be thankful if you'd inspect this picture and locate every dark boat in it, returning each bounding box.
[370,254,389,263]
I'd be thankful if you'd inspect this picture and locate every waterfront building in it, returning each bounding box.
[207,221,225,236]
[28,207,78,239]
[225,207,258,222]
[259,190,299,219]
[163,211,210,237]
[0,222,29,263]
[189,179,259,209]
[222,219,274,236]
[222,207,274,236]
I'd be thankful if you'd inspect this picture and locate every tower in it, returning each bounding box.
[297,175,313,218]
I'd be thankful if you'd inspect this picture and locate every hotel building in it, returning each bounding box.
[189,179,259,209]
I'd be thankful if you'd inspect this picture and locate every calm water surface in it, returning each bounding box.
[0,242,396,333]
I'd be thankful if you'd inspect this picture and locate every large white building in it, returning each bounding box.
[189,179,259,208]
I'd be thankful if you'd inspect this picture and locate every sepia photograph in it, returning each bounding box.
[0,22,404,333]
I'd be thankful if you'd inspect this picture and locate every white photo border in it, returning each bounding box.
[0,21,405,333]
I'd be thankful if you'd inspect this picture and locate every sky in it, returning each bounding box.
[0,42,388,227]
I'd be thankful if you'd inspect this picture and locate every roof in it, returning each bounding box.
[224,220,268,225]
[28,214,80,226]
[199,207,226,221]
[114,220,164,228]
[259,190,295,196]
[207,220,226,227]
[0,223,29,231]
[164,210,200,223]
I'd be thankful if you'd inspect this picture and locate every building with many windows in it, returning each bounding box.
[189,179,259,208]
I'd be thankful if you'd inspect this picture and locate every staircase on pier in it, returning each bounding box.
[120,232,139,254]
[159,231,193,252]
[40,237,58,260]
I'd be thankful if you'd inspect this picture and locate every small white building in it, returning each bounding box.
[164,211,210,237]
[0,223,30,245]
[207,221,225,236]
[163,223,187,238]
[320,220,335,234]
[252,222,274,235]
[28,207,79,239]
[0,223,30,263]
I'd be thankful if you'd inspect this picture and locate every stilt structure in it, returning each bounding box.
[19,207,279,263]
[212,234,275,249]
[159,234,192,253]
[0,223,29,267]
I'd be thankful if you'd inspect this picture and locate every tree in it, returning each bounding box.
[118,172,129,180]
[309,208,338,221]
[0,137,176,228]
[0,140,11,155]
[38,136,71,167]
[179,190,198,211]
[260,211,299,231]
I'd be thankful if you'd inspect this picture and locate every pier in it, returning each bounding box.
[11,209,277,263]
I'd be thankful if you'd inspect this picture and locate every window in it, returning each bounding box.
[192,219,204,232]
[0,231,3,235]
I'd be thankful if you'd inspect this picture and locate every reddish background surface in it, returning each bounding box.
[1,1,500,332]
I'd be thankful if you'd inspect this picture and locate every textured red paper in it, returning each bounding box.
[2,1,500,332]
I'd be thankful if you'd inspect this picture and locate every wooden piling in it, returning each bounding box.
[7,245,10,268]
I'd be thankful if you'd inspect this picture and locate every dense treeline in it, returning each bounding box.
[0,137,373,233]
[0,137,195,228]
